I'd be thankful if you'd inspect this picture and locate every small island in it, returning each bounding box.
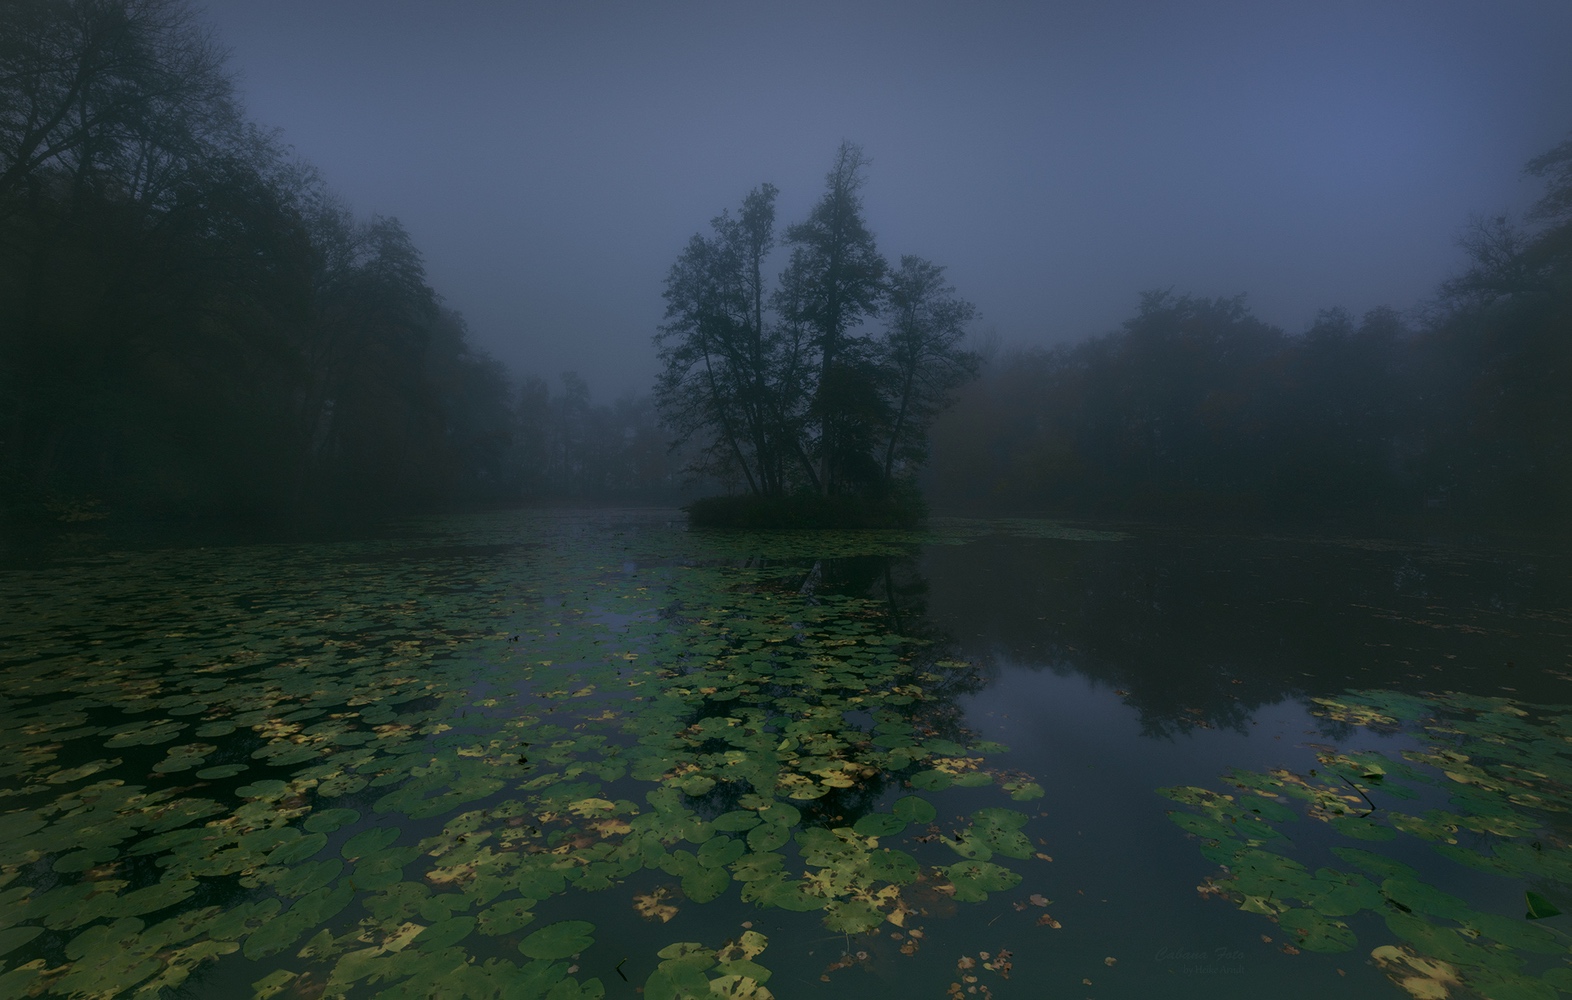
[653,145,978,529]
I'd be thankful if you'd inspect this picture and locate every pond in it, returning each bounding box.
[1,509,1570,1000]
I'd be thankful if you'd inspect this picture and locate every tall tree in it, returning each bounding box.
[879,256,979,480]
[778,141,887,494]
[653,146,979,506]
[656,184,807,495]
[1,0,532,522]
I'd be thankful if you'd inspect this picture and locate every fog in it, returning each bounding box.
[4,0,1571,527]
[202,1,1572,397]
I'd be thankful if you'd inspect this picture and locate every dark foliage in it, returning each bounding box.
[0,0,677,526]
[928,132,1572,526]
[656,143,980,506]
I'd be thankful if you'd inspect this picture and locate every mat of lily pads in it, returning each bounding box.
[1162,688,1572,1000]
[0,510,1129,999]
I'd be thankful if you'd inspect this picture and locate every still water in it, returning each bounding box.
[1,509,1569,999]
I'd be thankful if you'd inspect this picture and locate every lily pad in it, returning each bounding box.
[945,860,1022,902]
[477,899,536,936]
[519,920,595,960]
[683,866,731,903]
[194,764,248,780]
[342,826,400,859]
[851,813,906,838]
[909,770,952,791]
[0,924,43,957]
[265,832,328,866]
[698,836,746,869]
[1276,908,1357,953]
[305,808,361,834]
[712,810,761,833]
[891,796,936,824]
[822,898,885,933]
[1525,891,1562,920]
[746,823,791,853]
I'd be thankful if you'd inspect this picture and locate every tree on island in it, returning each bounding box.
[654,142,979,515]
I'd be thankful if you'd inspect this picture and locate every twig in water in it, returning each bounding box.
[1339,775,1377,816]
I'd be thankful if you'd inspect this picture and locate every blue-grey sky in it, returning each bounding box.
[201,1,1572,398]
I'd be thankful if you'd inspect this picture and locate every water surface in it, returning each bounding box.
[2,510,1569,999]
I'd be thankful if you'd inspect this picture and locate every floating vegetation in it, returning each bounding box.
[1162,689,1572,999]
[0,511,1105,998]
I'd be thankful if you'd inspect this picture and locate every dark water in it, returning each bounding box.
[1,510,1569,1000]
[916,528,1572,998]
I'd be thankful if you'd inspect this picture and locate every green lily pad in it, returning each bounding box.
[107,879,197,917]
[698,835,745,869]
[1277,908,1357,953]
[1007,781,1045,801]
[420,915,476,950]
[1329,816,1397,841]
[342,826,400,859]
[746,823,791,853]
[865,849,920,886]
[478,898,536,936]
[305,808,361,834]
[822,898,885,933]
[679,775,715,796]
[269,832,328,866]
[1526,891,1562,920]
[891,796,936,824]
[851,813,906,837]
[1329,847,1418,882]
[1382,878,1473,920]
[0,924,43,956]
[760,878,825,912]
[273,859,344,898]
[909,770,952,791]
[208,899,281,940]
[1468,912,1565,953]
[711,811,761,832]
[945,860,1022,902]
[1306,873,1382,917]
[194,764,248,780]
[682,866,731,903]
[242,884,352,960]
[519,920,595,960]
[758,803,800,826]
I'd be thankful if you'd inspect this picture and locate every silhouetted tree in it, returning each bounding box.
[654,145,976,507]
[779,142,888,494]
[879,256,980,481]
[655,184,817,495]
[0,0,535,523]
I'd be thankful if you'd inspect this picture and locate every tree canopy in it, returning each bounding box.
[654,143,980,501]
[0,0,682,524]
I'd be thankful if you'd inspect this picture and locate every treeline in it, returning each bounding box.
[512,374,678,502]
[930,137,1572,526]
[0,0,676,525]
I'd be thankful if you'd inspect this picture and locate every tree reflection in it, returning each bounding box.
[918,531,1571,736]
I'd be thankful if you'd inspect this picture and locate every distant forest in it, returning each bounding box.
[928,144,1572,525]
[2,0,1568,528]
[0,0,675,525]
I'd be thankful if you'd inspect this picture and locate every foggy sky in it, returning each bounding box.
[201,1,1572,398]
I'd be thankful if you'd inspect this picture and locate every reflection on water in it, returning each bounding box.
[0,511,1568,999]
[787,526,1572,998]
[922,530,1572,731]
